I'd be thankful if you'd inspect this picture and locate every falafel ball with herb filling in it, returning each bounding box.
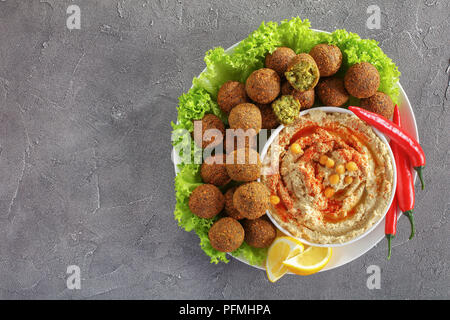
[316,77,350,107]
[224,187,245,220]
[271,95,302,125]
[281,81,315,109]
[228,103,262,134]
[188,184,225,219]
[265,47,296,77]
[285,53,320,92]
[256,103,280,129]
[226,147,261,182]
[344,62,380,98]
[233,182,270,220]
[242,217,277,248]
[208,217,244,252]
[217,81,248,113]
[201,154,231,187]
[193,114,225,149]
[245,68,281,104]
[360,91,395,119]
[309,44,343,77]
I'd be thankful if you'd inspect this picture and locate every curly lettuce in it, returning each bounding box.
[172,17,401,266]
[174,164,228,264]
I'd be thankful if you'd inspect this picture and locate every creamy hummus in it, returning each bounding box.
[261,110,394,244]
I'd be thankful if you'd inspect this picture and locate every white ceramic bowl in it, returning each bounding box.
[259,106,397,248]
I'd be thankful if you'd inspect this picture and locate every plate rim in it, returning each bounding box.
[171,27,419,272]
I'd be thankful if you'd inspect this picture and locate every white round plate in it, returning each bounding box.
[172,29,419,272]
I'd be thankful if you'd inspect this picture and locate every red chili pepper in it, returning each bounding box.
[348,106,426,190]
[385,194,398,260]
[391,105,416,239]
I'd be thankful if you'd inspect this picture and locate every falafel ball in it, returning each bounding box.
[285,53,320,92]
[344,62,380,99]
[265,47,296,77]
[226,147,261,182]
[223,133,257,154]
[228,103,262,134]
[360,91,395,119]
[224,187,245,220]
[271,95,302,125]
[233,182,270,220]
[256,103,280,129]
[217,81,248,113]
[193,114,225,149]
[242,217,277,248]
[309,44,342,77]
[281,81,315,109]
[188,184,225,219]
[208,217,244,252]
[201,154,231,187]
[316,77,349,107]
[245,68,281,104]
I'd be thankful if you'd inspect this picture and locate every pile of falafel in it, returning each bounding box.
[189,148,275,253]
[188,43,395,254]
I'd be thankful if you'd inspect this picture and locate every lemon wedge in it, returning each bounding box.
[266,237,304,283]
[282,246,332,276]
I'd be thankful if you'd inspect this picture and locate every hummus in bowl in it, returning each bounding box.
[260,107,396,246]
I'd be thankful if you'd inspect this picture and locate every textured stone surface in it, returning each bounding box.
[0,0,448,299]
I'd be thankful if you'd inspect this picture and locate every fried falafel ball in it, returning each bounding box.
[226,147,261,182]
[188,184,224,219]
[223,133,257,155]
[228,103,262,134]
[242,217,277,248]
[256,103,280,129]
[245,68,281,104]
[281,81,315,109]
[201,154,231,187]
[224,187,245,220]
[344,62,380,99]
[271,95,302,125]
[316,77,349,107]
[265,47,296,77]
[217,81,248,113]
[193,114,225,149]
[285,53,320,92]
[208,217,244,252]
[233,182,270,220]
[360,91,395,119]
[309,44,343,77]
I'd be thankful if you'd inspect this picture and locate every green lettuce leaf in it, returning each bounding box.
[231,242,267,267]
[174,164,229,264]
[193,21,280,98]
[276,18,322,53]
[172,86,226,134]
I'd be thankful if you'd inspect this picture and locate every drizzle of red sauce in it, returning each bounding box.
[324,205,357,223]
[322,199,343,215]
[274,202,289,222]
[288,125,318,147]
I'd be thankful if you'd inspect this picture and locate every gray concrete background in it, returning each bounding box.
[0,0,448,299]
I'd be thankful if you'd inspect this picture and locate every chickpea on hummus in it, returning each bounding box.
[261,110,394,244]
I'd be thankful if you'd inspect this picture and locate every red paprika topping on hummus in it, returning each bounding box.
[261,110,394,244]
